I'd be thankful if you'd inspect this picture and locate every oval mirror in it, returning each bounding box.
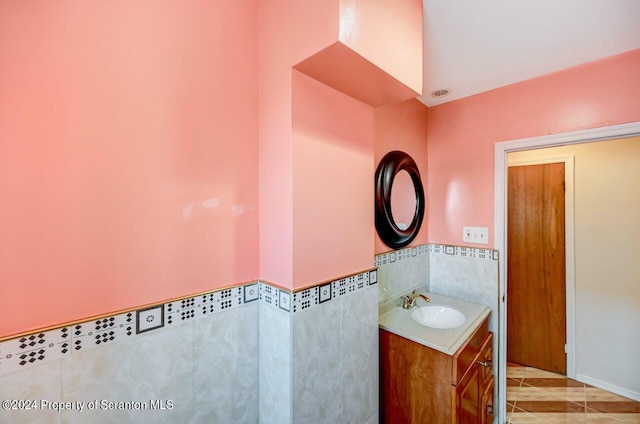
[390,169,416,231]
[375,151,425,249]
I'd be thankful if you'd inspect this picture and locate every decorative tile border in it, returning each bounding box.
[429,243,499,261]
[164,285,251,326]
[0,311,136,377]
[292,270,377,314]
[374,243,498,266]
[0,283,258,377]
[374,244,429,267]
[259,269,378,314]
[0,269,377,377]
[259,283,282,309]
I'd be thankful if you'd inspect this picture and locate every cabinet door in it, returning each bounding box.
[481,377,495,424]
[456,332,494,424]
[478,332,493,386]
[457,365,480,424]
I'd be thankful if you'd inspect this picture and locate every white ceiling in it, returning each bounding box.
[419,0,640,107]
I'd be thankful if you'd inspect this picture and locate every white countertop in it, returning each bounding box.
[378,291,490,356]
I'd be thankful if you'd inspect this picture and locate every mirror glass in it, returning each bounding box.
[390,170,416,230]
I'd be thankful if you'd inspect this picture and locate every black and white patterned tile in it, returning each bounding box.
[375,243,498,266]
[0,311,136,376]
[164,285,249,327]
[259,283,281,309]
[0,268,376,377]
[374,244,429,267]
[429,243,498,260]
[0,283,257,377]
[290,270,377,314]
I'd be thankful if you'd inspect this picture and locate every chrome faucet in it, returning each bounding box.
[402,290,430,309]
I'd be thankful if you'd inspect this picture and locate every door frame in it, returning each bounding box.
[507,156,575,376]
[494,121,640,423]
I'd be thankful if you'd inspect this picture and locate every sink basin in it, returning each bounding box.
[411,305,466,329]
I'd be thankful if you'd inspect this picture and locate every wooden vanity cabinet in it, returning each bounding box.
[456,330,493,423]
[380,316,494,424]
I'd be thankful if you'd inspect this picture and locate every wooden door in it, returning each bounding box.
[507,163,566,374]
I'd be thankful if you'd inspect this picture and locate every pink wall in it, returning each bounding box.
[258,0,338,287]
[260,0,423,287]
[374,99,429,254]
[0,0,259,337]
[293,42,419,107]
[293,0,422,107]
[292,71,374,286]
[427,49,640,247]
[339,0,422,94]
[1,0,423,336]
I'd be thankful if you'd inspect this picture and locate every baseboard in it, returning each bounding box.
[576,373,640,402]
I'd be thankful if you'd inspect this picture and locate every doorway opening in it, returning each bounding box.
[494,121,640,423]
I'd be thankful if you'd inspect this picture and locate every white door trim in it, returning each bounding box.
[494,121,640,424]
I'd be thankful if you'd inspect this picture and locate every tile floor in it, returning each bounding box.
[507,362,640,423]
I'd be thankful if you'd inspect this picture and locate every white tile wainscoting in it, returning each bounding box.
[0,270,378,424]
[1,242,499,424]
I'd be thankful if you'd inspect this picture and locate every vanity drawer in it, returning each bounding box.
[452,317,489,385]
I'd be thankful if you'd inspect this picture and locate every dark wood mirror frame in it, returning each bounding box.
[375,150,425,249]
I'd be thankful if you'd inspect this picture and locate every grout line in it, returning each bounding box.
[507,364,640,422]
[511,378,522,417]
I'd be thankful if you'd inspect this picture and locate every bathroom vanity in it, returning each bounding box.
[379,292,494,424]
